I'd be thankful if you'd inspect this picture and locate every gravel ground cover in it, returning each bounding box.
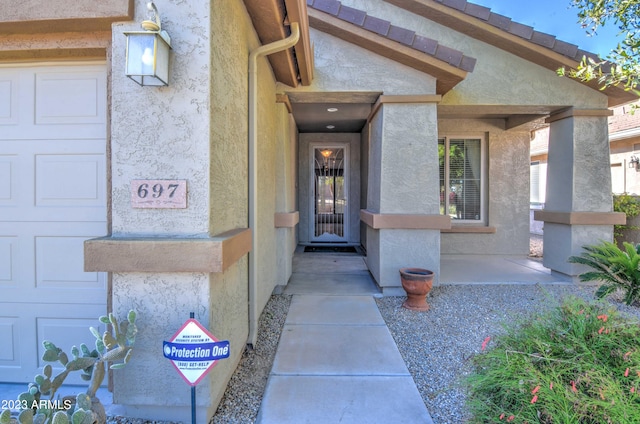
[376,284,628,424]
[106,295,291,424]
[210,295,291,424]
[110,236,640,424]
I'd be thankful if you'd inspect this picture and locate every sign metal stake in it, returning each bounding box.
[163,311,230,424]
[190,312,196,424]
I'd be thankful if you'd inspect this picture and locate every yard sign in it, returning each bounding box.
[163,318,230,386]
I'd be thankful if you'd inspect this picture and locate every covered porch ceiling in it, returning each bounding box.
[283,92,568,133]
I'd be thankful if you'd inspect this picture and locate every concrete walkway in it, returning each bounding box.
[256,251,433,423]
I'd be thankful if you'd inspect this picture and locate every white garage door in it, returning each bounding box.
[0,64,107,383]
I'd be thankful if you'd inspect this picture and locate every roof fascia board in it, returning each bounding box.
[243,0,299,87]
[284,0,314,85]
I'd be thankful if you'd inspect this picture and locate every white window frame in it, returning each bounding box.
[439,135,487,225]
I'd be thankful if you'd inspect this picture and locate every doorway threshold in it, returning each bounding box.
[304,245,358,253]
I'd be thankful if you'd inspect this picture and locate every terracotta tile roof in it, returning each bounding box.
[307,0,477,72]
[435,0,603,66]
[609,103,640,135]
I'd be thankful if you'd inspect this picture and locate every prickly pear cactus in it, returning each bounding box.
[0,310,137,424]
[0,409,11,424]
[50,412,69,424]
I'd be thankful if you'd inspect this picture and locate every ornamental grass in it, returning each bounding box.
[466,297,640,423]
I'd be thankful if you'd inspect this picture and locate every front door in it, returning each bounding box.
[310,144,348,242]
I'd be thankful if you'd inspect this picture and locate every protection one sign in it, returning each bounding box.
[163,318,230,386]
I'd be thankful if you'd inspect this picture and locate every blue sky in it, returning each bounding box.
[471,0,623,57]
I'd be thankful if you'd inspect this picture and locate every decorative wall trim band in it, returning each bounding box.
[360,209,451,229]
[369,94,441,123]
[275,211,300,228]
[378,94,442,104]
[534,210,626,225]
[84,228,252,273]
[546,108,613,123]
[441,226,496,233]
[276,93,293,113]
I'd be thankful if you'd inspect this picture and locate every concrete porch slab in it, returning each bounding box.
[292,253,369,274]
[283,272,380,295]
[256,375,433,424]
[272,324,409,376]
[286,295,386,325]
[440,255,572,284]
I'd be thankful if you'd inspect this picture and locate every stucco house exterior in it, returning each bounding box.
[609,103,640,194]
[1,0,636,420]
[532,101,640,205]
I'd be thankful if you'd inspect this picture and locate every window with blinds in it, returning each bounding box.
[530,161,540,203]
[439,137,484,222]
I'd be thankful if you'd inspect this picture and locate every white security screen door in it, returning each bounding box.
[0,64,107,383]
[310,144,348,242]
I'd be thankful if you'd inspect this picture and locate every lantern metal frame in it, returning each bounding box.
[124,2,172,86]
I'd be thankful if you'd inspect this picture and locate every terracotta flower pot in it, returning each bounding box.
[399,268,434,311]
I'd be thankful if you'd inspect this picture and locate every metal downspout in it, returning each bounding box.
[248,22,300,348]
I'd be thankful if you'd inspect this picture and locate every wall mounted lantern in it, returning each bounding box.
[629,155,639,170]
[124,2,172,86]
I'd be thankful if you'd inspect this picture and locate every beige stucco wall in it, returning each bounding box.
[611,137,640,194]
[366,103,442,290]
[275,113,299,285]
[107,0,294,420]
[255,65,291,313]
[0,3,112,61]
[0,0,131,23]
[108,0,215,419]
[439,119,531,255]
[299,28,436,94]
[340,0,608,109]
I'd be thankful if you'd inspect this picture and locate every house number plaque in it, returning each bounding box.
[131,179,187,209]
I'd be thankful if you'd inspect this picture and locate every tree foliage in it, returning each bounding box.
[558,0,640,93]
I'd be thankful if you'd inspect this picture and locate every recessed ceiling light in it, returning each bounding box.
[326,125,335,129]
[327,107,338,112]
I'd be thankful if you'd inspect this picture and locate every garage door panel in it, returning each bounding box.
[35,71,105,125]
[0,155,18,204]
[2,124,106,141]
[0,65,105,140]
[0,236,17,282]
[0,304,106,383]
[36,306,108,385]
[0,222,106,304]
[37,316,105,367]
[0,148,105,222]
[0,71,19,125]
[36,154,105,207]
[0,304,34,382]
[0,317,19,362]
[0,230,33,291]
[36,236,103,289]
[0,63,106,384]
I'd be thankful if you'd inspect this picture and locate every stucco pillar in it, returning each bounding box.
[82,1,251,421]
[536,109,624,276]
[363,98,448,294]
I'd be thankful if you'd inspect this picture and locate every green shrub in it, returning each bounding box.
[613,194,640,242]
[568,241,640,305]
[466,297,640,423]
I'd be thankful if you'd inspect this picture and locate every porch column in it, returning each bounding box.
[83,0,250,421]
[535,109,625,276]
[363,96,449,294]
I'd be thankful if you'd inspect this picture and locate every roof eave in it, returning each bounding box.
[386,0,638,107]
[243,0,314,87]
